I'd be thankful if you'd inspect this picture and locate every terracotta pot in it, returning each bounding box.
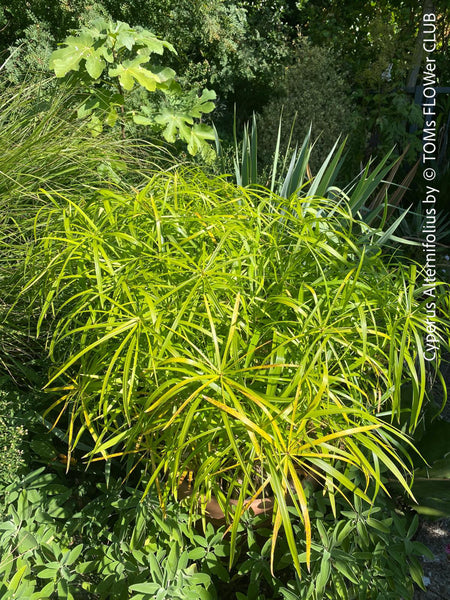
[177,478,274,526]
[176,467,318,527]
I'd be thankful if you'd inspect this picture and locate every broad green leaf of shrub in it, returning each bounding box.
[135,31,176,56]
[155,108,193,143]
[155,111,215,158]
[109,22,137,52]
[109,59,174,92]
[188,89,217,118]
[84,54,106,79]
[49,33,105,78]
[48,19,215,156]
[188,124,218,157]
[132,114,154,126]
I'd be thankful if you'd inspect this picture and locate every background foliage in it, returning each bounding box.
[2,0,449,182]
[256,40,359,175]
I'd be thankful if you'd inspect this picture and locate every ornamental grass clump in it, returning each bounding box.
[23,167,444,574]
[0,75,177,376]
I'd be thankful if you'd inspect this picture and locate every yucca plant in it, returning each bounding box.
[218,114,420,250]
[22,167,447,575]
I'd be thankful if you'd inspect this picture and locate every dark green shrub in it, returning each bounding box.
[256,40,359,176]
[0,378,51,486]
[0,464,215,599]
[204,488,431,600]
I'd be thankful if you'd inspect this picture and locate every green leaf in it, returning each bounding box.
[415,455,450,479]
[411,541,434,560]
[129,582,161,594]
[333,573,349,600]
[366,517,391,533]
[116,28,136,52]
[188,89,217,118]
[134,31,176,55]
[148,553,163,583]
[316,553,331,593]
[132,114,155,126]
[49,33,96,77]
[105,108,118,128]
[188,573,211,586]
[409,558,425,589]
[166,544,179,580]
[37,568,59,580]
[109,58,166,91]
[356,521,369,547]
[89,114,103,137]
[187,124,216,157]
[17,530,37,553]
[334,560,358,584]
[8,565,28,594]
[35,581,55,597]
[75,561,97,575]
[155,107,193,143]
[191,588,212,600]
[316,518,329,547]
[85,53,106,79]
[30,439,56,462]
[66,544,83,566]
[57,579,71,598]
[188,547,206,560]
[130,511,147,551]
[154,98,215,156]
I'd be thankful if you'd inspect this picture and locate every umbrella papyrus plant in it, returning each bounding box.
[22,168,448,574]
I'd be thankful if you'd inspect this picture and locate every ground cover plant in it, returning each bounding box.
[0,384,28,485]
[18,163,448,577]
[0,454,433,599]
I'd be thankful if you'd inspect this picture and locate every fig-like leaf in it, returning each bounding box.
[85,53,105,79]
[109,58,162,91]
[50,33,100,77]
[155,108,193,143]
[188,89,217,118]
